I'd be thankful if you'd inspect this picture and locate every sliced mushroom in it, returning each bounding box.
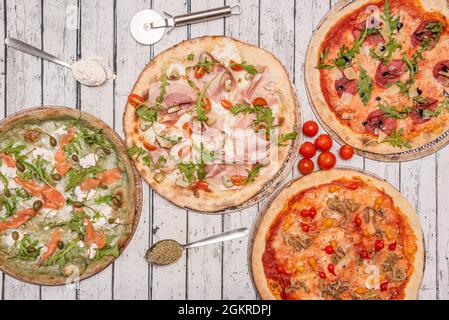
[167,105,181,114]
[224,79,233,92]
[222,175,233,188]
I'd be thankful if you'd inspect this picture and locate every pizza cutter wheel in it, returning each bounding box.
[130,3,242,45]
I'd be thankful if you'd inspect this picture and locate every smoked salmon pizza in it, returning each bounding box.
[251,169,424,300]
[124,36,300,213]
[306,0,449,158]
[0,107,141,285]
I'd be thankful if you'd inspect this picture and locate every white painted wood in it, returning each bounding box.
[437,148,449,300]
[78,0,115,300]
[3,0,42,300]
[39,0,79,300]
[222,0,259,301]
[401,158,437,300]
[0,0,5,300]
[187,0,225,301]
[150,0,189,301]
[113,0,151,301]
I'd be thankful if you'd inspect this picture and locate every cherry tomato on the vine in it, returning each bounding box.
[318,151,336,170]
[302,121,319,137]
[300,142,317,159]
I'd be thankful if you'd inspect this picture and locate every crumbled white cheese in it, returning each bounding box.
[79,153,97,168]
[88,244,98,259]
[32,147,55,163]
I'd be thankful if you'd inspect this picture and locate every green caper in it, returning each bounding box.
[52,173,62,181]
[103,148,112,155]
[27,247,37,253]
[72,201,85,209]
[57,241,65,249]
[16,161,26,173]
[3,189,11,198]
[71,155,79,163]
[33,200,43,212]
[11,231,19,241]
[49,136,58,147]
[108,218,116,225]
[78,233,85,241]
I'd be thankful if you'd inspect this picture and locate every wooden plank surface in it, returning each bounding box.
[0,0,447,300]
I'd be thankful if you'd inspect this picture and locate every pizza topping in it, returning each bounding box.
[357,69,373,105]
[411,20,444,50]
[352,19,384,47]
[363,109,397,135]
[433,60,449,86]
[374,59,407,88]
[335,75,357,97]
[410,97,439,124]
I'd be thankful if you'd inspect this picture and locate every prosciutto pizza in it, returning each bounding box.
[0,107,141,285]
[251,169,424,300]
[123,36,300,213]
[306,0,449,156]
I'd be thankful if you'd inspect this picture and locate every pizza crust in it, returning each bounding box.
[0,106,142,286]
[305,0,449,157]
[251,168,425,300]
[123,36,300,213]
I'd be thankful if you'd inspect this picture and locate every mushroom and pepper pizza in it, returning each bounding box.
[124,36,300,213]
[0,108,140,285]
[306,0,449,156]
[251,169,424,300]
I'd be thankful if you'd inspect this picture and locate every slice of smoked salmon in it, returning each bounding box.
[84,218,106,249]
[13,178,42,197]
[0,208,37,232]
[54,150,72,176]
[59,128,75,148]
[0,153,16,168]
[41,229,62,261]
[80,178,101,192]
[96,168,121,186]
[42,185,65,209]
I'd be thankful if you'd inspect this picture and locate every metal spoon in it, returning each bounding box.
[4,37,108,87]
[146,227,249,266]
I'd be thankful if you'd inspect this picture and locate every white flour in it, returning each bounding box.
[71,58,116,86]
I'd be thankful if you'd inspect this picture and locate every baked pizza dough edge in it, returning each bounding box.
[0,106,143,286]
[250,168,425,300]
[305,0,449,156]
[123,35,301,213]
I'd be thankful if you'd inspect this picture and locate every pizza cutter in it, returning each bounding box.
[130,3,242,45]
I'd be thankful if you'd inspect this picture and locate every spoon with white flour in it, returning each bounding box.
[5,38,111,87]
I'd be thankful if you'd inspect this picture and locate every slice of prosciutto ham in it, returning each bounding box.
[410,98,438,125]
[205,164,252,187]
[375,60,407,89]
[148,80,197,108]
[433,60,449,86]
[240,68,278,107]
[363,109,397,135]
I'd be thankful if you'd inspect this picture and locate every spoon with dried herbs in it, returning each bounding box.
[145,228,249,266]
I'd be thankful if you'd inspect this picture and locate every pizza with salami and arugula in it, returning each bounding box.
[306,0,449,156]
[251,169,424,300]
[123,36,300,213]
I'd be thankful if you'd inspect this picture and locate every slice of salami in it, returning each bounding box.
[335,75,357,97]
[375,60,407,88]
[352,20,385,47]
[433,60,449,86]
[363,109,397,135]
[411,20,443,49]
[410,98,438,124]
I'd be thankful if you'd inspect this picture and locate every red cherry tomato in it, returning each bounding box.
[375,240,385,252]
[300,209,310,218]
[195,181,211,192]
[253,97,268,107]
[128,94,145,108]
[324,245,335,255]
[143,142,158,152]
[359,250,370,260]
[318,151,337,170]
[229,60,243,71]
[298,159,314,175]
[300,223,310,233]
[299,142,317,159]
[302,121,319,137]
[354,215,362,227]
[231,176,247,186]
[339,145,355,160]
[389,242,397,251]
[194,66,206,79]
[203,98,212,112]
[319,272,327,279]
[380,282,389,292]
[309,208,317,219]
[221,99,233,110]
[328,264,337,276]
[315,134,333,151]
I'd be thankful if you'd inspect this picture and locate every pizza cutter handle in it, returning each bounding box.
[173,3,242,27]
[183,228,249,250]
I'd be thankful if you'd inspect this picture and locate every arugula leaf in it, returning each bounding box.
[155,74,169,109]
[43,240,80,269]
[425,21,444,44]
[94,194,114,205]
[127,145,147,158]
[358,69,373,105]
[81,127,114,150]
[230,61,258,75]
[379,105,412,119]
[381,0,401,35]
[13,235,42,261]
[195,74,219,122]
[246,164,263,184]
[65,166,104,192]
[231,104,275,131]
[0,142,27,159]
[316,48,334,70]
[95,236,119,260]
[333,27,373,67]
[68,211,87,234]
[178,163,198,183]
[277,132,298,146]
[18,156,55,187]
[136,105,158,123]
[383,128,411,149]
